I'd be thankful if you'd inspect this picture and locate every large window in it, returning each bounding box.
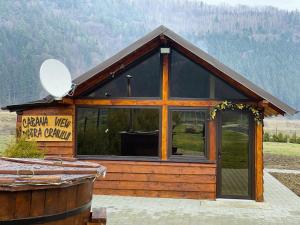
[86,50,161,98]
[76,46,253,161]
[170,49,248,100]
[77,107,160,157]
[170,109,207,158]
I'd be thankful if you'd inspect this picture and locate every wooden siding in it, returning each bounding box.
[90,160,216,199]
[17,106,75,157]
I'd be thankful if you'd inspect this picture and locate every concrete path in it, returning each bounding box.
[92,172,300,225]
[265,168,300,174]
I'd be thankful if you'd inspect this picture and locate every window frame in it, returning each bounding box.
[168,107,209,162]
[80,49,163,99]
[73,46,253,164]
[75,105,162,161]
[216,109,255,199]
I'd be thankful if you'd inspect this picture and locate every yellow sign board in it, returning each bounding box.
[21,115,73,142]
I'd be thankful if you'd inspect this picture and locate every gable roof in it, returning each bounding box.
[3,25,297,116]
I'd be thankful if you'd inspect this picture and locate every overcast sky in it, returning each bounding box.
[200,0,300,11]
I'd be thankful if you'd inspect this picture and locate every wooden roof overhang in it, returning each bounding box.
[3,26,297,117]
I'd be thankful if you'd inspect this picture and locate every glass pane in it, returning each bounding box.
[77,107,159,156]
[170,49,248,100]
[171,110,206,156]
[170,50,210,98]
[221,111,249,196]
[86,51,161,98]
[214,77,248,99]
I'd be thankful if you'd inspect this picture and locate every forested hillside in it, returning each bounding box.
[0,0,299,117]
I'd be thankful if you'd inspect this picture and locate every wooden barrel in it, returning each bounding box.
[0,157,106,225]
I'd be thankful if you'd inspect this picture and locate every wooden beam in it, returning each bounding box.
[74,99,222,107]
[258,100,284,117]
[167,100,220,107]
[60,98,74,105]
[161,106,168,160]
[161,54,169,160]
[264,106,280,117]
[255,122,264,202]
[258,100,280,117]
[74,99,163,106]
[208,119,216,161]
[258,100,269,108]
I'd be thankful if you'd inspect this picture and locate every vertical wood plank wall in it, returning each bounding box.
[255,122,264,201]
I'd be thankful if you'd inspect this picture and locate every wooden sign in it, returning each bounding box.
[21,115,72,142]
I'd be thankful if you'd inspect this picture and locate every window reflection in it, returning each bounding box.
[86,51,161,98]
[171,110,206,157]
[170,49,248,100]
[221,111,250,197]
[77,108,160,157]
[170,50,210,98]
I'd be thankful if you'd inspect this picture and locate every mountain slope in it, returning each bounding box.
[0,0,299,116]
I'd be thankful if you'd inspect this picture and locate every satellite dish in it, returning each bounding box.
[40,59,73,99]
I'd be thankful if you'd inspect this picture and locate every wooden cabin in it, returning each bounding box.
[3,26,297,201]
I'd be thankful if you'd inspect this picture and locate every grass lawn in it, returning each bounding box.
[263,142,300,157]
[0,110,16,154]
[264,142,300,170]
[0,134,14,153]
[221,129,248,169]
[173,123,205,155]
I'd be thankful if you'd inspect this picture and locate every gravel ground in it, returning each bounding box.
[271,172,300,197]
[264,153,300,170]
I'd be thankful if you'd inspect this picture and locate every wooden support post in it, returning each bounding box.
[208,120,216,161]
[161,54,169,160]
[208,118,217,199]
[16,114,22,138]
[255,122,264,202]
[71,104,76,157]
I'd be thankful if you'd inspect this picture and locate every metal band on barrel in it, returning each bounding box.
[0,201,91,225]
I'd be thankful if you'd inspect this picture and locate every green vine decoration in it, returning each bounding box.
[210,101,263,123]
